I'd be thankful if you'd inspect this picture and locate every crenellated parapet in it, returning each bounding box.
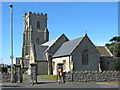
[22,11,49,60]
[23,12,48,19]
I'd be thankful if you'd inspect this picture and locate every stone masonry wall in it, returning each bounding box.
[1,65,23,83]
[63,71,120,83]
[2,72,17,82]
[2,72,11,82]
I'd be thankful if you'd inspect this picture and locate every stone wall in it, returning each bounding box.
[2,72,11,82]
[37,61,48,75]
[1,65,23,83]
[63,71,120,83]
[0,67,8,73]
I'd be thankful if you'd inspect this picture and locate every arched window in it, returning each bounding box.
[82,49,88,65]
[37,20,40,28]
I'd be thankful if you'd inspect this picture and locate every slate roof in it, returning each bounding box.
[41,34,64,52]
[35,45,48,61]
[42,37,59,47]
[52,36,84,58]
[96,46,113,57]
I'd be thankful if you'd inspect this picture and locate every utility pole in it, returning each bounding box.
[9,4,13,83]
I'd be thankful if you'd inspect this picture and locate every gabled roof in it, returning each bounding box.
[35,45,48,61]
[41,34,68,52]
[52,36,85,58]
[42,37,59,47]
[96,46,113,57]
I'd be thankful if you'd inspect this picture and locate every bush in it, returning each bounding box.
[112,60,120,71]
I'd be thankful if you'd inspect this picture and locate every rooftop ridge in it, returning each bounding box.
[96,46,105,47]
[64,36,84,44]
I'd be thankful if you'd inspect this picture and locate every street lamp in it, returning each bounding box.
[9,4,13,83]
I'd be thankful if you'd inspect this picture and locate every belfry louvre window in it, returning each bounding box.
[37,20,40,28]
[36,38,40,44]
[82,49,88,65]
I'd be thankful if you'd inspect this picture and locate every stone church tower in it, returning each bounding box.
[22,12,49,60]
[22,12,69,75]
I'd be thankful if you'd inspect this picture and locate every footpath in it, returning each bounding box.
[0,74,31,87]
[0,74,57,87]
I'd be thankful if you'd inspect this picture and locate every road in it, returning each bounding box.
[24,82,119,88]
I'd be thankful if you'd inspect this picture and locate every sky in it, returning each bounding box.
[1,2,118,65]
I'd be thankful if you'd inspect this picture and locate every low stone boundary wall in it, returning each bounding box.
[1,64,23,83]
[2,72,16,82]
[0,67,8,73]
[2,72,11,82]
[63,71,120,83]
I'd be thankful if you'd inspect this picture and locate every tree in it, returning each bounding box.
[106,36,120,70]
[106,36,120,57]
[109,36,120,42]
[112,59,120,71]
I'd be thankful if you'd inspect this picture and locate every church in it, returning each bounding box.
[22,12,115,75]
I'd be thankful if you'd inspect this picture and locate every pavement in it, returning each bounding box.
[24,81,119,88]
[0,74,119,88]
[0,74,56,87]
[0,74,31,87]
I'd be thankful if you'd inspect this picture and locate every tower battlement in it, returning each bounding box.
[23,12,47,18]
[22,11,49,59]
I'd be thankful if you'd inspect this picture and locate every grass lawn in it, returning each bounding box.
[37,75,57,80]
[8,68,15,72]
[22,78,28,83]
